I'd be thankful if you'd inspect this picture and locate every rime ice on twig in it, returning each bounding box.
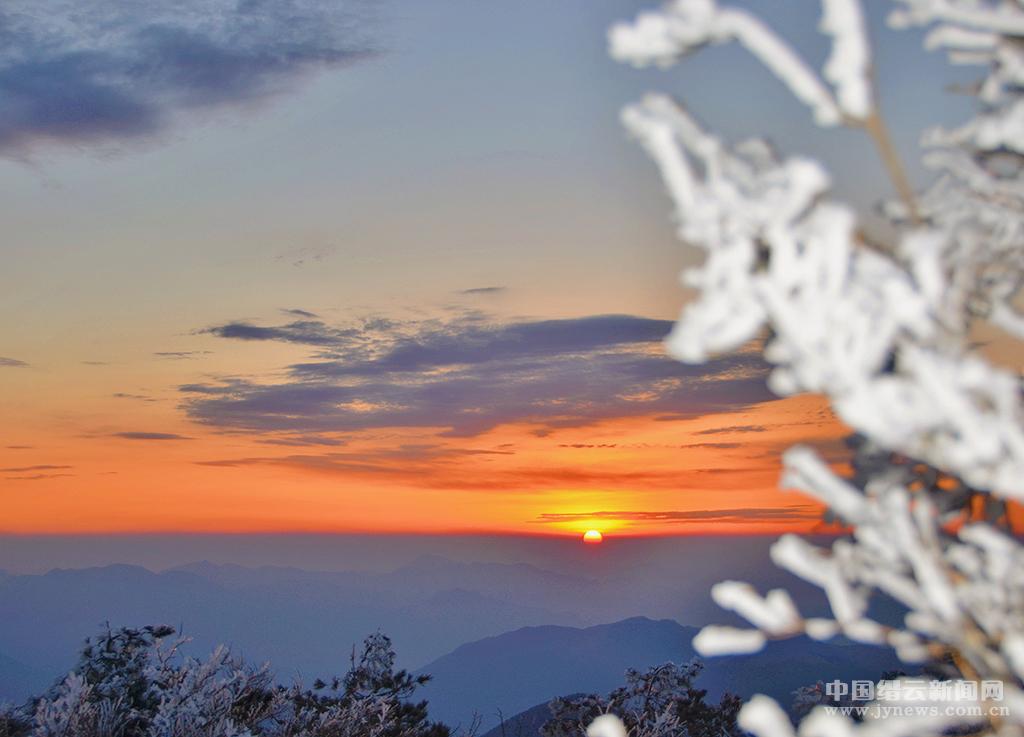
[606,1,1024,736]
[821,0,873,120]
[610,0,843,126]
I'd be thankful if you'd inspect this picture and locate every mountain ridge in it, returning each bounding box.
[415,616,900,733]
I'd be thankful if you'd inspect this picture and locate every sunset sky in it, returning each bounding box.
[0,0,981,537]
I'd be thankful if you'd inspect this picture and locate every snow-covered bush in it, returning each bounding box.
[607,1,1024,736]
[0,625,449,737]
[542,661,741,737]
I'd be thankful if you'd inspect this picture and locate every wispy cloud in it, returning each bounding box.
[4,473,75,481]
[459,286,506,295]
[2,464,76,482]
[558,441,744,450]
[256,435,346,447]
[181,313,772,437]
[197,444,517,482]
[0,0,377,155]
[154,351,211,360]
[112,432,191,441]
[694,424,768,435]
[0,464,73,473]
[0,357,28,368]
[536,507,820,524]
[195,449,774,492]
[275,244,336,268]
[112,392,158,402]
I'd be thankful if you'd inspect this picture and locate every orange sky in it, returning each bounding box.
[1,367,845,537]
[6,300,1013,540]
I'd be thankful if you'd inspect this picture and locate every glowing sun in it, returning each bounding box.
[582,530,604,544]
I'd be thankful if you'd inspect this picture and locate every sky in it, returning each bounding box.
[0,0,990,539]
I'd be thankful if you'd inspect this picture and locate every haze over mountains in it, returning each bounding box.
[418,618,901,732]
[0,535,892,729]
[0,558,584,698]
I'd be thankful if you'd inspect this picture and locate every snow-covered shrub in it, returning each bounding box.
[0,625,449,737]
[607,1,1024,736]
[542,661,741,737]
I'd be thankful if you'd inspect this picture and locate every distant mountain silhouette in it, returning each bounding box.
[0,555,870,716]
[0,560,585,701]
[1,548,833,704]
[417,617,901,733]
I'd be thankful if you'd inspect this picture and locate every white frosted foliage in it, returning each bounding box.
[599,1,1024,737]
[693,625,767,655]
[587,714,628,737]
[821,0,873,119]
[738,696,796,737]
[710,581,801,635]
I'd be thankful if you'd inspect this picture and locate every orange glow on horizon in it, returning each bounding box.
[1,388,846,537]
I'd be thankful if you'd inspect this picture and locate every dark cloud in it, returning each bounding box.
[0,464,72,472]
[460,286,506,295]
[5,445,33,450]
[0,357,28,368]
[112,432,191,441]
[198,320,362,347]
[0,1,376,155]
[281,308,319,318]
[181,313,773,437]
[291,314,678,375]
[679,442,743,449]
[201,314,674,364]
[693,425,768,435]
[536,507,820,524]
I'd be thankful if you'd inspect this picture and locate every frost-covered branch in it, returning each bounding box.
[610,0,845,126]
[607,1,1024,736]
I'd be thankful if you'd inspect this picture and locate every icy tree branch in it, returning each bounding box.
[605,1,1024,736]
